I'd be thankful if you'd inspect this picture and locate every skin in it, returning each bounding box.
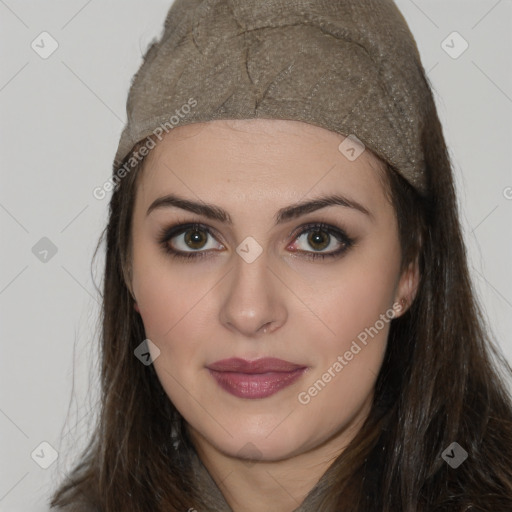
[129,118,419,512]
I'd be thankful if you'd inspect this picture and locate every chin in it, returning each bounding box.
[219,434,304,463]
[198,417,319,462]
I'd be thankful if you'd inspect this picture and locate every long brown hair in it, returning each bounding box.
[50,74,512,512]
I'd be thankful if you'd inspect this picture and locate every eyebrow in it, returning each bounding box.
[146,192,373,224]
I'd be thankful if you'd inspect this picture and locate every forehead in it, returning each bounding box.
[135,119,389,213]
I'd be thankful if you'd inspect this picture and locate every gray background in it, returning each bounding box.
[1,1,511,510]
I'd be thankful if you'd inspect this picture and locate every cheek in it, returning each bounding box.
[131,249,224,412]
[295,231,401,406]
[307,234,402,345]
[134,275,214,370]
[131,232,213,342]
[133,263,210,401]
[295,267,396,438]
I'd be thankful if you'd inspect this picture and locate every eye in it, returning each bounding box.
[157,221,355,261]
[287,222,354,260]
[158,223,223,260]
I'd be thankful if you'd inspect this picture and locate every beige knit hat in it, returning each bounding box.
[114,0,431,195]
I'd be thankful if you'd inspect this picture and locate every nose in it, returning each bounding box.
[218,248,288,339]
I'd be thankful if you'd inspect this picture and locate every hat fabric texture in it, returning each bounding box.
[115,0,430,196]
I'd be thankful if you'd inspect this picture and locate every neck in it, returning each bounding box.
[187,400,372,512]
[193,441,334,512]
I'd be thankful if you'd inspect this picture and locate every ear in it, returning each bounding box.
[393,256,420,318]
[122,261,140,313]
[128,283,140,313]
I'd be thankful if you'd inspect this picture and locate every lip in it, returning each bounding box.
[207,357,307,399]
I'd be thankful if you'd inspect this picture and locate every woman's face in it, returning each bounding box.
[130,119,417,462]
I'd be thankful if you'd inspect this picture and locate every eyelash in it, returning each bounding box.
[157,222,355,262]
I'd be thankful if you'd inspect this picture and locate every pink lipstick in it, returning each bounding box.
[207,357,307,399]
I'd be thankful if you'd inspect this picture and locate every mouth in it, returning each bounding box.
[207,357,308,399]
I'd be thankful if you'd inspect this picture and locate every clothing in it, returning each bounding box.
[188,446,337,511]
[114,0,431,195]
[48,447,346,511]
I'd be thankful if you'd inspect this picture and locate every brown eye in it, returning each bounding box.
[306,229,330,251]
[184,228,209,250]
[289,222,355,260]
[158,223,224,260]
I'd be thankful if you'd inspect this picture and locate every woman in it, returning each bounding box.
[50,0,512,510]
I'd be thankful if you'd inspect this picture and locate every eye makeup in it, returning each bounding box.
[156,221,356,262]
